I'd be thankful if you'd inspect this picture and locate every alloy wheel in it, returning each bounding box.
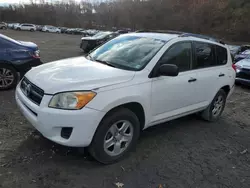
[212,95,224,117]
[0,68,15,89]
[104,120,134,157]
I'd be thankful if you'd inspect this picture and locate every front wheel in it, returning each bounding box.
[89,108,140,164]
[0,64,18,90]
[201,89,227,122]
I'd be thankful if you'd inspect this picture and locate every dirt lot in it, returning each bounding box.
[0,30,250,188]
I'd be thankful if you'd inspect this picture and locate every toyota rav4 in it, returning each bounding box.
[16,31,236,164]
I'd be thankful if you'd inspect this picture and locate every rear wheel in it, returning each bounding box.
[17,28,21,31]
[201,89,227,122]
[89,108,140,164]
[0,64,18,90]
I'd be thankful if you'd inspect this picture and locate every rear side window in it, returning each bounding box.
[159,42,192,72]
[193,42,216,69]
[216,46,227,65]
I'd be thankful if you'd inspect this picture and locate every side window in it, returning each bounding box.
[159,42,192,72]
[193,42,216,69]
[216,46,227,65]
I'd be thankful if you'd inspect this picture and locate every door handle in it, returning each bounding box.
[188,78,197,83]
[219,73,225,77]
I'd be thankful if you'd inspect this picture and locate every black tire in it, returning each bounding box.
[89,108,140,164]
[201,89,227,122]
[30,29,34,32]
[0,64,18,91]
[17,28,21,31]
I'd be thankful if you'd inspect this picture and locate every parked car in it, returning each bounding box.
[0,34,42,90]
[235,50,250,62]
[36,25,43,31]
[72,28,88,35]
[16,32,235,164]
[0,22,7,29]
[8,23,19,29]
[65,28,74,34]
[228,45,240,56]
[42,25,61,33]
[80,31,119,53]
[86,29,99,36]
[16,24,36,32]
[115,30,130,34]
[59,27,68,33]
[235,57,250,86]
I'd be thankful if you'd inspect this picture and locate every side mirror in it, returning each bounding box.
[158,64,179,77]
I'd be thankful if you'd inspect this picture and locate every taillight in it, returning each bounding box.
[232,64,236,71]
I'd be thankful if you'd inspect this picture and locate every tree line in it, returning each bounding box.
[0,0,250,42]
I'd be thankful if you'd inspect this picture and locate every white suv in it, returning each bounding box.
[42,25,61,33]
[16,24,36,31]
[15,32,236,164]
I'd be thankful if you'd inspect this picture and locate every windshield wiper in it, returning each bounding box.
[94,59,117,68]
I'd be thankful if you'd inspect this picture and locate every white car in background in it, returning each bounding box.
[16,24,36,31]
[42,25,61,33]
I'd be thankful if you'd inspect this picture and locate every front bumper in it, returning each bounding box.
[235,77,250,86]
[15,84,106,147]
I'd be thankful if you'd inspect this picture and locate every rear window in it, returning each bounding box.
[216,46,227,65]
[192,42,228,69]
[193,42,216,69]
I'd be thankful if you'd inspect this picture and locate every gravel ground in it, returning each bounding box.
[0,30,250,188]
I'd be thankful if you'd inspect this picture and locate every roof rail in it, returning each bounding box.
[135,30,184,35]
[180,33,225,45]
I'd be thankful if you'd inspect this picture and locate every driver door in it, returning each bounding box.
[151,41,199,123]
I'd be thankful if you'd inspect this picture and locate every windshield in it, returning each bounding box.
[88,35,166,71]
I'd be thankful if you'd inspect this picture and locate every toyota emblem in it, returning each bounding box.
[24,84,31,96]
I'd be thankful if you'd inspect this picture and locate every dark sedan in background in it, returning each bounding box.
[0,34,42,90]
[80,31,119,53]
[235,57,250,86]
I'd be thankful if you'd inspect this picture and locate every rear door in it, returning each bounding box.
[191,41,226,105]
[21,24,28,30]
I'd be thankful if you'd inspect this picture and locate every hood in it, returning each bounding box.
[236,59,250,69]
[18,41,38,50]
[25,56,135,94]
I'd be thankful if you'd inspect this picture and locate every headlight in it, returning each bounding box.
[49,91,96,110]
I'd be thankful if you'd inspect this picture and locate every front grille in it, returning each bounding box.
[20,77,44,105]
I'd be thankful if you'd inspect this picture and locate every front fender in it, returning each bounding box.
[86,82,152,126]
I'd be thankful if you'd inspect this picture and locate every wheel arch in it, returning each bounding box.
[0,60,17,70]
[220,85,230,96]
[99,102,146,131]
